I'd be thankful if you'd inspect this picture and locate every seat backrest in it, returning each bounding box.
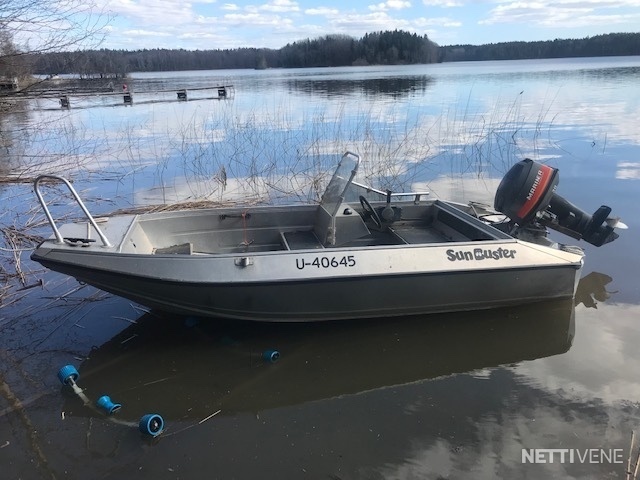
[313,204,335,246]
[313,152,361,246]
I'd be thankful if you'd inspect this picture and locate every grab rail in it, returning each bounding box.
[34,175,113,247]
[351,180,430,203]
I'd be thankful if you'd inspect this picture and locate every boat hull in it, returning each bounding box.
[32,246,581,321]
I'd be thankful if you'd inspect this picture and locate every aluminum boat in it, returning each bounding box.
[31,152,624,321]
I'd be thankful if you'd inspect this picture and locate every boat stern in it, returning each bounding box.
[32,214,138,260]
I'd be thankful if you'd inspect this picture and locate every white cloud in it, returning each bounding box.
[370,0,412,12]
[223,12,291,26]
[480,0,640,27]
[103,0,196,25]
[616,162,640,180]
[423,0,464,6]
[305,7,339,16]
[222,3,240,10]
[514,303,640,405]
[179,32,219,39]
[330,11,412,32]
[544,11,640,27]
[386,0,412,9]
[259,0,300,13]
[122,29,172,37]
[414,16,462,27]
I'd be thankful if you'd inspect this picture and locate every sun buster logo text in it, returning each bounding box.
[446,247,517,262]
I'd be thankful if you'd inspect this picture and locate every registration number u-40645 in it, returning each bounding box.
[295,255,356,270]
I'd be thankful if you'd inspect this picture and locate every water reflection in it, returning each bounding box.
[574,271,615,309]
[577,65,640,83]
[5,265,636,479]
[284,75,434,98]
[0,100,34,170]
[64,299,574,421]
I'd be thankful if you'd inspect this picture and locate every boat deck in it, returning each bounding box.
[129,199,511,256]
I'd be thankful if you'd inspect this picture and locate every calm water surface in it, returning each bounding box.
[1,57,639,479]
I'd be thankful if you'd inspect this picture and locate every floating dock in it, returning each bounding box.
[1,84,235,110]
[57,85,234,109]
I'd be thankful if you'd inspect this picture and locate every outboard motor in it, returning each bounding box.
[494,158,620,247]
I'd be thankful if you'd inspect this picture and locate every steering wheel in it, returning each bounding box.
[359,195,382,229]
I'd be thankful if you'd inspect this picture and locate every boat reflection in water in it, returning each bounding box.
[574,271,615,309]
[63,298,576,422]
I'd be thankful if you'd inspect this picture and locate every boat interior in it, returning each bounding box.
[50,151,512,255]
[129,199,512,256]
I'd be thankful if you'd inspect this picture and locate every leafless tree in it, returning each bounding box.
[0,0,110,83]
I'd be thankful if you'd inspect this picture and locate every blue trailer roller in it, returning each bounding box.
[96,395,122,415]
[262,349,280,363]
[139,414,164,437]
[57,364,79,385]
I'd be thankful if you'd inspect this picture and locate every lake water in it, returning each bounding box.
[1,56,640,479]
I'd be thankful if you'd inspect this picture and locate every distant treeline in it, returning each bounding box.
[440,32,639,62]
[28,31,640,78]
[30,30,439,77]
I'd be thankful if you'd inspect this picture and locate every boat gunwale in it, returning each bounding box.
[31,239,584,291]
[40,235,524,257]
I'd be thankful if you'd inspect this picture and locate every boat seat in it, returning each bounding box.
[312,203,370,247]
[280,231,325,250]
[153,242,193,255]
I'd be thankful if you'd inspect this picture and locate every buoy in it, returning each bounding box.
[57,364,79,385]
[139,414,165,437]
[96,395,122,415]
[262,349,280,363]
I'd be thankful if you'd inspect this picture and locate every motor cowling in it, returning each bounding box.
[494,158,619,247]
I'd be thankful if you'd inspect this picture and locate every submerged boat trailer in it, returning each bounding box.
[57,364,164,437]
[55,347,280,438]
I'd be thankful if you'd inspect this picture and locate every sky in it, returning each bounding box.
[95,0,640,51]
